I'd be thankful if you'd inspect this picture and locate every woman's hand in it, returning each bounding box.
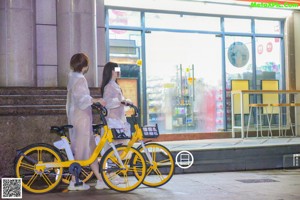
[121,99,133,106]
[92,98,107,106]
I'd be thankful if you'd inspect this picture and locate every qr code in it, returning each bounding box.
[1,178,22,199]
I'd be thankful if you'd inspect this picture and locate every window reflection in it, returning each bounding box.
[108,9,141,27]
[256,37,282,87]
[146,32,222,133]
[145,13,220,31]
[224,18,251,33]
[107,9,284,133]
[255,20,281,34]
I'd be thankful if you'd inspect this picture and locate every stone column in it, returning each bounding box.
[285,11,300,136]
[96,0,106,87]
[293,11,300,136]
[57,0,97,87]
[0,0,36,86]
[294,11,300,91]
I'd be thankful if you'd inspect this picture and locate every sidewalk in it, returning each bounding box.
[158,137,300,151]
[5,137,300,199]
[21,169,300,200]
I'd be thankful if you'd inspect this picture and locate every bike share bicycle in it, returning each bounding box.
[123,102,175,187]
[14,103,147,194]
[60,102,175,188]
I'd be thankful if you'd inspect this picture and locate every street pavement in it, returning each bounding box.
[21,169,300,200]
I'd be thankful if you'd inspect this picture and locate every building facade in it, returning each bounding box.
[1,0,300,134]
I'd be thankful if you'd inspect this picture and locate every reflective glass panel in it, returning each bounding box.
[108,9,141,27]
[224,18,251,33]
[255,20,281,34]
[145,13,220,31]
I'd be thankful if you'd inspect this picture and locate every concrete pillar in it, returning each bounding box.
[295,11,300,91]
[96,0,106,86]
[0,0,36,86]
[57,0,98,87]
[285,14,295,90]
[293,11,300,136]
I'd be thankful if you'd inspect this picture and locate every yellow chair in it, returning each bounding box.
[231,79,250,115]
[261,80,286,137]
[271,103,296,136]
[246,80,277,137]
[231,79,250,137]
[246,103,271,137]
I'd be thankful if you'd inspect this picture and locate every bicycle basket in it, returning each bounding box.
[142,124,159,138]
[111,128,131,139]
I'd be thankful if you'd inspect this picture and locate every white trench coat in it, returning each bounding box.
[66,72,96,160]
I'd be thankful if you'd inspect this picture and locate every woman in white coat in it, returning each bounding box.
[66,53,107,191]
[100,62,131,145]
[100,62,130,184]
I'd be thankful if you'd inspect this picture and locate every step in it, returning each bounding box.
[0,87,101,115]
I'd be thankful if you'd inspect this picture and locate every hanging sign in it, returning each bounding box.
[227,41,249,68]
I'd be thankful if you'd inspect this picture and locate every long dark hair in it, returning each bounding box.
[100,62,119,96]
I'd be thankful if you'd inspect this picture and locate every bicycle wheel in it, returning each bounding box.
[14,143,63,194]
[99,145,146,192]
[137,143,175,187]
[59,151,96,184]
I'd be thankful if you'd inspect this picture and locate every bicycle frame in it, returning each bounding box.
[48,103,154,173]
[53,136,74,160]
[35,110,125,173]
[120,103,155,165]
[127,123,154,164]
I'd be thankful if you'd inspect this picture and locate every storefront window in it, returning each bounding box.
[224,18,251,33]
[108,30,142,123]
[106,9,285,134]
[109,30,141,64]
[145,13,220,31]
[145,32,222,133]
[255,37,282,87]
[255,20,281,34]
[108,9,141,27]
[225,36,253,128]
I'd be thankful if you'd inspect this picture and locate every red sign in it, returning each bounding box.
[257,44,263,54]
[266,42,273,52]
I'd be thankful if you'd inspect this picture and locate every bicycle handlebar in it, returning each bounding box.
[121,101,139,117]
[91,103,108,117]
[91,103,108,125]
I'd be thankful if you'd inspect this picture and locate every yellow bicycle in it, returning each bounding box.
[73,102,175,187]
[124,102,175,187]
[14,103,147,193]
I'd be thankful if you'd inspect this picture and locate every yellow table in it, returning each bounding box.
[231,90,300,138]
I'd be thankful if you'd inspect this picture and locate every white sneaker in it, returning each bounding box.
[108,173,126,185]
[95,180,108,190]
[68,181,90,191]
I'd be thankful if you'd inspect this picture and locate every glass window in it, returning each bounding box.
[255,20,281,34]
[108,9,141,27]
[109,30,141,64]
[255,37,282,86]
[145,13,220,31]
[145,32,223,133]
[106,9,286,134]
[224,18,251,33]
[225,36,253,128]
[108,30,142,123]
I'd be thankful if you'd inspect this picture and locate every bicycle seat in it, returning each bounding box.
[50,125,73,136]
